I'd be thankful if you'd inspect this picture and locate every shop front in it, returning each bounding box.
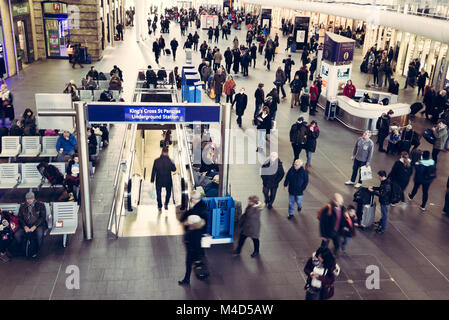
[0,16,7,78]
[42,1,70,59]
[11,0,34,69]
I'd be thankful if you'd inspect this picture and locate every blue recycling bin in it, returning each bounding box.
[202,196,235,243]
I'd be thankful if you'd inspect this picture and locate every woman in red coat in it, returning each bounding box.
[343,80,356,99]
[309,81,319,115]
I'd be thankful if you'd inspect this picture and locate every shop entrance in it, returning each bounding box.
[0,25,7,78]
[13,19,33,69]
[44,18,70,58]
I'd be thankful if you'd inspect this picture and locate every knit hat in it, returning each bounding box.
[26,192,35,200]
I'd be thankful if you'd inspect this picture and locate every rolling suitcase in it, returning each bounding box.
[361,195,376,229]
[290,43,297,52]
[325,99,337,120]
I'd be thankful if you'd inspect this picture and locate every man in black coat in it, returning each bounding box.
[375,111,393,152]
[250,43,257,68]
[152,40,161,64]
[170,38,178,61]
[289,117,308,161]
[232,88,248,128]
[318,193,345,254]
[282,55,295,83]
[224,47,233,75]
[254,83,265,120]
[151,147,177,210]
[261,152,285,209]
[145,65,157,88]
[388,79,399,95]
[284,159,309,219]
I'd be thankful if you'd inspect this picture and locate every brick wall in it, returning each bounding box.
[32,0,102,61]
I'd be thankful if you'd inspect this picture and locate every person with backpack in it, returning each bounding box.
[408,150,436,211]
[13,192,47,258]
[369,170,392,234]
[233,195,262,258]
[289,117,308,161]
[388,152,413,208]
[318,193,345,253]
[432,119,448,164]
[261,152,285,210]
[56,130,77,162]
[304,247,340,300]
[284,159,309,220]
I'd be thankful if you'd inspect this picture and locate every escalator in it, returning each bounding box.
[107,73,195,238]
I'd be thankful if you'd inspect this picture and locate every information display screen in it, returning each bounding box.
[88,103,221,124]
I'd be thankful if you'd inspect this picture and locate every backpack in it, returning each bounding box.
[98,72,107,80]
[317,204,331,221]
[353,187,372,204]
[37,162,64,186]
[423,165,436,181]
[100,90,113,102]
[390,180,402,204]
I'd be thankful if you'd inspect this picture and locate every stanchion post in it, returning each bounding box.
[75,102,94,240]
[219,102,231,197]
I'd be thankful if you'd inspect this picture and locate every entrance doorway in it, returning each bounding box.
[14,20,31,69]
[44,18,70,58]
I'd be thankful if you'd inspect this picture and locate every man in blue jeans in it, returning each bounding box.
[345,130,374,188]
[284,159,309,220]
[369,170,392,234]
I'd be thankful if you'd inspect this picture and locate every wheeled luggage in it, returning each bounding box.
[422,128,435,144]
[361,194,376,228]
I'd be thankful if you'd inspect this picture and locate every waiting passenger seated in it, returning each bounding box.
[86,66,99,80]
[63,81,80,101]
[21,108,37,136]
[146,65,157,88]
[108,73,122,91]
[84,75,98,90]
[157,67,168,84]
[56,130,77,162]
[9,119,24,136]
[110,65,123,81]
[87,127,98,159]
[61,154,80,202]
[12,192,47,259]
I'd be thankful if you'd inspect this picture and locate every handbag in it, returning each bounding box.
[360,165,372,181]
[263,59,267,66]
[209,88,215,99]
[8,215,19,233]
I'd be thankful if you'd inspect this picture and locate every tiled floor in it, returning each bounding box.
[1,23,449,300]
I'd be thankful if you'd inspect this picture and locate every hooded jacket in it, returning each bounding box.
[414,159,436,184]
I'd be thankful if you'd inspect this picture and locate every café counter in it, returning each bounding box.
[335,96,410,134]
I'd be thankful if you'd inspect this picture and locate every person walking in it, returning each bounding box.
[178,214,206,285]
[417,68,429,97]
[261,152,285,209]
[309,81,319,115]
[192,31,199,51]
[304,247,340,300]
[265,45,274,71]
[151,147,177,211]
[345,130,374,188]
[212,67,226,103]
[214,26,220,43]
[71,44,84,69]
[200,41,208,59]
[152,39,161,64]
[282,55,295,83]
[233,195,262,258]
[340,205,358,252]
[232,47,241,75]
[232,88,247,128]
[305,120,320,170]
[388,152,413,208]
[207,26,213,43]
[317,193,345,254]
[255,106,272,153]
[432,119,448,164]
[284,159,309,220]
[423,86,435,120]
[290,75,302,108]
[223,75,236,104]
[213,48,223,72]
[158,35,166,55]
[224,47,233,75]
[289,117,308,161]
[250,43,257,68]
[254,83,265,120]
[408,150,436,211]
[241,50,250,77]
[170,38,178,61]
[369,170,392,234]
[275,67,287,99]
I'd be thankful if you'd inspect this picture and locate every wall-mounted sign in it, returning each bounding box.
[88,103,221,124]
[323,32,355,63]
[12,3,30,17]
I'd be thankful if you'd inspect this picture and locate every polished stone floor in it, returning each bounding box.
[1,22,449,300]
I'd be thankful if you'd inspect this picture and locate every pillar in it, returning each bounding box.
[0,0,17,76]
